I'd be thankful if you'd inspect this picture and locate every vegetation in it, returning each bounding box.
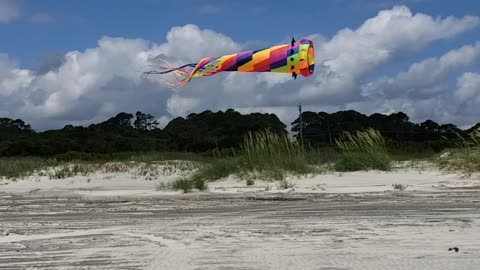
[0,153,199,180]
[1,109,477,158]
[1,109,479,189]
[240,130,313,179]
[291,110,472,150]
[334,129,392,171]
[175,130,313,191]
[437,133,480,174]
[0,157,56,179]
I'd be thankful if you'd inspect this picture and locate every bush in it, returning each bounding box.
[171,179,193,193]
[335,152,391,171]
[54,151,97,162]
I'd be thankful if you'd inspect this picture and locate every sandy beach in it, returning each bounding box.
[1,165,479,270]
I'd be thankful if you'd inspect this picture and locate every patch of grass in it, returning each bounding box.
[186,130,315,184]
[240,130,314,179]
[436,133,480,174]
[54,151,207,163]
[0,157,59,179]
[305,147,339,166]
[278,179,295,189]
[171,179,194,193]
[170,177,208,193]
[334,129,392,171]
[192,158,241,181]
[335,152,392,171]
[179,158,240,192]
[1,152,203,180]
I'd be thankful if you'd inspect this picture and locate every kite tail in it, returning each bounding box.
[144,56,219,89]
[143,58,198,89]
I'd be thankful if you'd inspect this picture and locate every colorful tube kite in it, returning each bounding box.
[145,38,315,89]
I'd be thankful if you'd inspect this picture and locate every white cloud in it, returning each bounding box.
[0,0,20,23]
[0,6,479,131]
[152,24,241,62]
[0,1,54,24]
[299,6,479,102]
[362,42,480,99]
[456,72,480,102]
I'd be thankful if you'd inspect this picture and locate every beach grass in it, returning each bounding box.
[334,128,392,171]
[436,133,480,174]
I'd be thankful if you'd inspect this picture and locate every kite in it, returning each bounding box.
[145,38,315,89]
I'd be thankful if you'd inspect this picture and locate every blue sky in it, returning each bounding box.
[3,0,479,69]
[1,0,480,130]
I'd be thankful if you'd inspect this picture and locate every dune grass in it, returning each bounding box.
[176,130,316,191]
[334,128,392,171]
[0,157,58,179]
[240,130,314,179]
[437,133,480,174]
[0,152,200,180]
[8,129,468,194]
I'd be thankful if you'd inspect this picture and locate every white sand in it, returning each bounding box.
[1,164,479,270]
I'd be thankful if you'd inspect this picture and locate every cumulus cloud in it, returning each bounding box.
[296,5,479,104]
[0,1,54,24]
[0,6,479,131]
[0,0,20,23]
[452,72,480,125]
[362,42,480,99]
[456,72,480,102]
[151,24,241,62]
[35,52,66,74]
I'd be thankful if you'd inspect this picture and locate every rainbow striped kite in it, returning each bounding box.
[145,38,315,89]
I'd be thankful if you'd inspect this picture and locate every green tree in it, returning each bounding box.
[134,111,159,131]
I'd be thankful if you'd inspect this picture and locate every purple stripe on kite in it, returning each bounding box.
[236,51,253,62]
[236,51,252,58]
[236,52,253,67]
[269,51,287,64]
[270,58,287,69]
[223,63,238,71]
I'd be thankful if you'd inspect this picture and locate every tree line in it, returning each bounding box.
[292,110,478,152]
[0,109,285,156]
[0,109,478,157]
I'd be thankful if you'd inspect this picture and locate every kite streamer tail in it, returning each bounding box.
[143,58,198,89]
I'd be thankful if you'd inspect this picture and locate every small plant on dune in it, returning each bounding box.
[170,177,207,193]
[334,128,392,171]
[437,133,480,174]
[392,183,408,191]
[171,179,193,193]
[278,179,295,189]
